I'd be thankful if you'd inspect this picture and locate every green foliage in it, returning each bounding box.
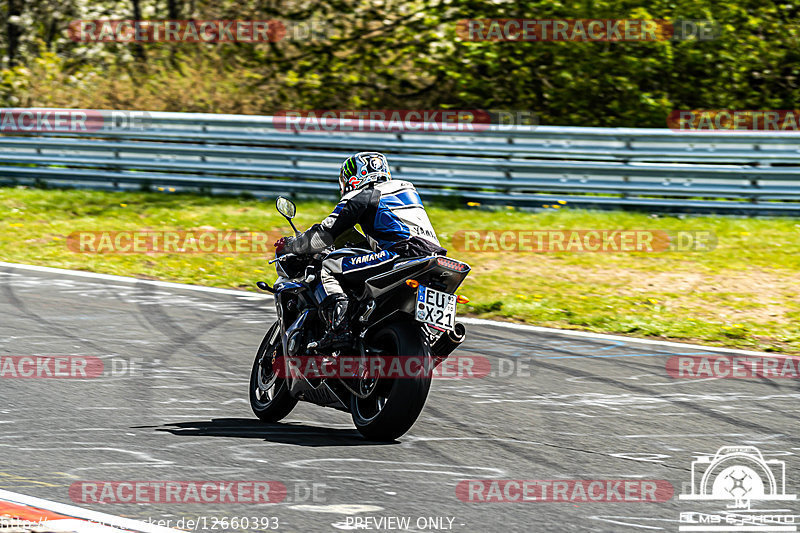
[0,0,798,125]
[468,300,504,314]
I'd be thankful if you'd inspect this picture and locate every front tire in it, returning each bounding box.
[250,321,297,422]
[351,321,433,441]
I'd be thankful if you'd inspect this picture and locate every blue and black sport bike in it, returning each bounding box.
[249,197,470,441]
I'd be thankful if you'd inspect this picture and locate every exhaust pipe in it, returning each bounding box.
[431,322,466,365]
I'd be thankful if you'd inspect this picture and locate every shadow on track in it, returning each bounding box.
[140,418,398,447]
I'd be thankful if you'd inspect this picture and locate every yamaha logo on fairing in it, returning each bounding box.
[349,250,388,266]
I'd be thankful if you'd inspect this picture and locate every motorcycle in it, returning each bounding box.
[249,196,471,441]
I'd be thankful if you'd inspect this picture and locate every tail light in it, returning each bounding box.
[436,257,468,272]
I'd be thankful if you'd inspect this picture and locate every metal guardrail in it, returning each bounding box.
[1,110,800,215]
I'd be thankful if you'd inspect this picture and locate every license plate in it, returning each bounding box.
[415,285,457,331]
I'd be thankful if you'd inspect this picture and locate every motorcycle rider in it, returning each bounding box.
[276,152,446,350]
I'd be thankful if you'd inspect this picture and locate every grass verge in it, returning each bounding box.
[1,187,799,353]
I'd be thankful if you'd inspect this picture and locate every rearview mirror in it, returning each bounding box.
[275,196,296,219]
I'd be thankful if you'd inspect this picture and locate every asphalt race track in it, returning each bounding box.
[1,262,798,532]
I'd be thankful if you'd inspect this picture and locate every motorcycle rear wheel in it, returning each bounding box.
[351,321,433,441]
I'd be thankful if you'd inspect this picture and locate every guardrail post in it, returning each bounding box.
[750,174,760,204]
[621,174,629,202]
[112,146,120,189]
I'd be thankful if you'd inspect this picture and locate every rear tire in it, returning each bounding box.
[250,321,297,422]
[351,321,432,441]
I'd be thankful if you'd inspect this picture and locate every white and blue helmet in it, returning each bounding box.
[338,152,392,196]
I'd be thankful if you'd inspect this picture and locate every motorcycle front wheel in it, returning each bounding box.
[250,321,298,422]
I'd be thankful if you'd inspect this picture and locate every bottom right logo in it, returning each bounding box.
[680,445,798,531]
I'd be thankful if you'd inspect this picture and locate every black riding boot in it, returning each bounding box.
[317,294,353,351]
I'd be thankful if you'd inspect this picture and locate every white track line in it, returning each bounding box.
[457,318,778,357]
[0,489,180,532]
[0,261,271,298]
[0,261,774,356]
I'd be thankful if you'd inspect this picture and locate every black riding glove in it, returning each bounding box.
[283,224,335,255]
